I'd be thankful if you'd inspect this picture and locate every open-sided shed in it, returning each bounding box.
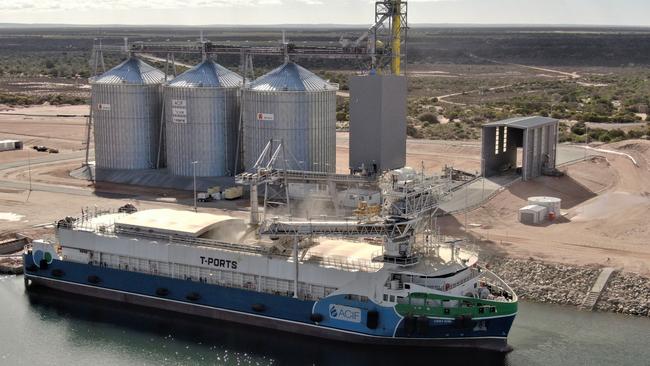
[481,116,558,181]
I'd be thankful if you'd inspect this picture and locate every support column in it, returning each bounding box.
[293,236,299,299]
[250,184,259,225]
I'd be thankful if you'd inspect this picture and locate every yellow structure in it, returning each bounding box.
[353,201,382,219]
[390,0,402,75]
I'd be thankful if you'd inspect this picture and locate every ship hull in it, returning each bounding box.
[23,255,514,352]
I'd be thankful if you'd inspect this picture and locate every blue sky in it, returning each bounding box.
[0,0,646,26]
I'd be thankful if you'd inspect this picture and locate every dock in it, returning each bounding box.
[0,256,23,274]
[0,236,27,274]
[0,236,29,255]
[580,267,616,311]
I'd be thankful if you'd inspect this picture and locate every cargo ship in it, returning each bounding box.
[23,170,517,352]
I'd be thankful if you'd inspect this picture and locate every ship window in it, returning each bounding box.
[389,295,395,302]
[396,296,407,304]
[442,300,458,308]
[410,298,425,306]
[425,299,441,307]
[383,294,389,301]
[404,284,410,289]
[344,294,362,302]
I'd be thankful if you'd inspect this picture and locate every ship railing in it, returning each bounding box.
[371,249,422,267]
[113,227,270,255]
[306,254,382,272]
[475,268,518,302]
[56,208,129,234]
[416,267,482,292]
[444,267,481,291]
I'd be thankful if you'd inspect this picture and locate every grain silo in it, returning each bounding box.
[243,62,337,173]
[91,57,165,170]
[164,59,242,177]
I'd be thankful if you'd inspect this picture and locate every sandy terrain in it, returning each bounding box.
[0,105,90,162]
[336,133,480,174]
[564,120,648,132]
[441,140,650,275]
[0,77,89,98]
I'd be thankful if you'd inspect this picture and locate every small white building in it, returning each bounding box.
[528,196,561,216]
[0,140,23,152]
[519,204,548,225]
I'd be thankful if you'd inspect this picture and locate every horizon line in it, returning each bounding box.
[1,22,650,29]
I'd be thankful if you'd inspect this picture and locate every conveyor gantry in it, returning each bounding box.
[260,217,414,239]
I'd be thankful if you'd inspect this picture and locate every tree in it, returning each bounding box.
[417,112,439,124]
[571,121,586,135]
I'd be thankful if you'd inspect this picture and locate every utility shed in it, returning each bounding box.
[519,204,547,225]
[481,116,558,181]
[0,140,23,152]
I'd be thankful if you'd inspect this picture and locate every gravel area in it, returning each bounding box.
[486,257,600,306]
[484,256,650,317]
[596,272,650,317]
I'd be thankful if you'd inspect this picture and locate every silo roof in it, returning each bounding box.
[168,59,243,88]
[92,57,165,85]
[249,62,338,92]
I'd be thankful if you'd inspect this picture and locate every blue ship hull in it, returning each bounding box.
[23,253,514,352]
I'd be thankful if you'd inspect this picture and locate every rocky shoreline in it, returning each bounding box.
[485,257,650,317]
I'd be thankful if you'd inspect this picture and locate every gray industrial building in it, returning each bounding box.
[481,116,558,181]
[348,75,407,174]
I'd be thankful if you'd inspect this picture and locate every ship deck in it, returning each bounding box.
[63,209,477,275]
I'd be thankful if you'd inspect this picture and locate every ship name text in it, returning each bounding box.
[199,256,238,270]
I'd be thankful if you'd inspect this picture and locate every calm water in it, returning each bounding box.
[1,275,649,366]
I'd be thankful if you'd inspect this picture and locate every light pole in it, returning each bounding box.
[191,161,198,212]
[464,182,468,235]
[584,123,589,160]
[27,146,32,192]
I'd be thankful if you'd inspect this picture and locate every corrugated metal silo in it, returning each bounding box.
[164,60,242,176]
[243,62,337,173]
[91,57,165,170]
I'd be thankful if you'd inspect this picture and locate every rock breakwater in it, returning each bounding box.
[484,257,649,317]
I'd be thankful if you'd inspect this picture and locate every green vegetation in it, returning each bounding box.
[559,121,650,143]
[0,92,88,105]
[404,72,650,141]
[3,26,650,142]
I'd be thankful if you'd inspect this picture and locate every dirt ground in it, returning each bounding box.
[439,140,650,275]
[0,104,90,162]
[0,77,89,98]
[336,133,480,174]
